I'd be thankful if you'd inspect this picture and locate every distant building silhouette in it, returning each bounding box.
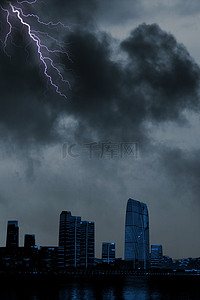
[151,244,163,258]
[125,198,149,269]
[6,221,19,248]
[102,242,115,264]
[24,234,35,248]
[151,244,163,268]
[39,247,58,271]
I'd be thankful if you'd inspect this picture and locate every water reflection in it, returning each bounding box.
[1,277,200,299]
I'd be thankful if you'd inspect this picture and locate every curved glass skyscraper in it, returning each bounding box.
[125,198,149,269]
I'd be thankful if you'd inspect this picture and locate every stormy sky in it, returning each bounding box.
[0,0,200,259]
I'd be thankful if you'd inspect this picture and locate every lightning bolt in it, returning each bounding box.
[0,5,12,50]
[13,5,72,30]
[0,1,72,99]
[17,1,38,4]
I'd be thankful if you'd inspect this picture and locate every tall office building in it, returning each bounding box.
[80,221,95,268]
[102,242,115,264]
[125,198,149,269]
[58,211,81,267]
[6,221,19,248]
[24,234,35,248]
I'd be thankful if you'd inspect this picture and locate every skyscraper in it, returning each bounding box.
[58,211,81,268]
[102,242,115,264]
[6,221,19,248]
[125,198,149,269]
[80,221,95,268]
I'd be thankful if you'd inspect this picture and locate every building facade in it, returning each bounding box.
[6,221,19,248]
[151,244,163,268]
[125,198,149,269]
[58,211,95,268]
[58,211,81,268]
[24,234,35,248]
[80,221,95,268]
[102,242,115,264]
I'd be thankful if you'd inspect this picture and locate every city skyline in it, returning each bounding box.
[0,197,199,262]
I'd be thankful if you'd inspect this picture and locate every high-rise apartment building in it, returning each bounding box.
[58,211,95,268]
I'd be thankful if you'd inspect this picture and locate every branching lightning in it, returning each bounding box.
[0,5,12,50]
[0,0,72,99]
[17,1,37,4]
[13,6,72,30]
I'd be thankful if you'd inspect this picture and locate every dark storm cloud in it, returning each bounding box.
[95,0,143,24]
[0,57,53,144]
[40,0,97,26]
[95,0,200,24]
[0,0,8,5]
[121,24,200,121]
[0,36,70,145]
[0,22,200,146]
[0,0,199,146]
[65,24,200,144]
[39,0,142,26]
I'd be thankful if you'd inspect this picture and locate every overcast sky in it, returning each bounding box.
[0,0,200,259]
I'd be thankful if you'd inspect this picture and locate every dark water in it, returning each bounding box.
[1,277,200,299]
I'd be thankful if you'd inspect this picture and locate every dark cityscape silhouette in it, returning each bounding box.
[0,198,200,276]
